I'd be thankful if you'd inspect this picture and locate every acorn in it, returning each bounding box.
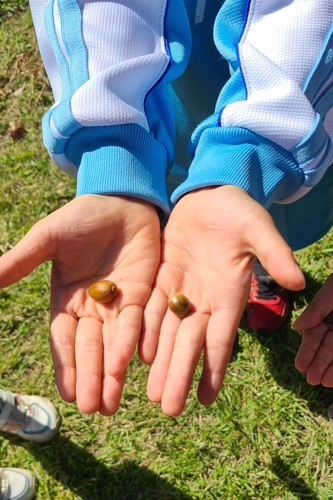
[324,310,333,329]
[168,293,190,318]
[88,280,118,304]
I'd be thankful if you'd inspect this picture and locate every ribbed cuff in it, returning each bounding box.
[172,126,303,208]
[65,123,170,215]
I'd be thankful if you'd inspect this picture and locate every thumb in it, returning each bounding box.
[248,208,305,292]
[0,219,53,288]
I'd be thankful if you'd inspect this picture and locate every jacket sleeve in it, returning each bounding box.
[28,0,191,215]
[172,0,333,209]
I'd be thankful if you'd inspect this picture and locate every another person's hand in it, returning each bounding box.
[294,273,333,386]
[140,186,305,416]
[0,195,161,415]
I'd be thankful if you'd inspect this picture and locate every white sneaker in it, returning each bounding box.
[0,468,35,500]
[0,391,60,443]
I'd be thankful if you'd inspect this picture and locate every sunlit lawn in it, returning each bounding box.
[1,6,333,499]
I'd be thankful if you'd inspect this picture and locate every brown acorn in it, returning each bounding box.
[168,293,190,318]
[88,280,118,304]
[325,310,333,329]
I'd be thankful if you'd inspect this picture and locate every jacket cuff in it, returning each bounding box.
[172,126,304,208]
[65,123,170,215]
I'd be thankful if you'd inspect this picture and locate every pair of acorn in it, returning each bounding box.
[89,281,333,327]
[88,279,190,318]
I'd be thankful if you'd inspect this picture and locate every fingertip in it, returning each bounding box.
[282,264,305,292]
[57,390,76,404]
[305,370,321,386]
[147,382,162,404]
[197,370,222,406]
[159,398,185,417]
[99,373,125,416]
[54,364,77,402]
[197,384,218,407]
[259,245,305,292]
[291,317,303,330]
[138,350,153,365]
[98,399,120,416]
[138,334,157,364]
[76,393,101,414]
[76,372,102,415]
[293,262,306,284]
[161,400,184,418]
[56,381,76,404]
[76,385,102,414]
[197,393,216,407]
[294,356,308,373]
[147,365,164,403]
[99,406,119,417]
[321,369,333,388]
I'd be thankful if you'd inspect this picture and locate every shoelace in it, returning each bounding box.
[255,274,278,300]
[0,470,8,500]
[0,395,33,433]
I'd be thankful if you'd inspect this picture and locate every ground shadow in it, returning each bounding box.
[270,456,319,499]
[7,433,192,500]
[246,270,333,418]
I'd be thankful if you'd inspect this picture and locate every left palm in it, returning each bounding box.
[140,186,305,416]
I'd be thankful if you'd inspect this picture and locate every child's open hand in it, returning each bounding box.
[0,194,161,415]
[140,186,305,416]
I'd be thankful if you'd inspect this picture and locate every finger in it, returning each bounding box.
[147,311,182,403]
[293,274,333,331]
[75,316,103,414]
[99,371,126,416]
[103,305,142,378]
[321,363,333,387]
[160,314,208,417]
[0,221,52,287]
[100,314,127,415]
[247,211,305,292]
[50,311,77,402]
[305,329,333,385]
[197,310,238,406]
[294,325,327,372]
[139,287,168,363]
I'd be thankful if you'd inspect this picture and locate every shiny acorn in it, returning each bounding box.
[88,280,118,304]
[325,310,333,329]
[168,293,190,318]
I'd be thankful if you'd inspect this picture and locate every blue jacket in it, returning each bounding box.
[29,0,333,250]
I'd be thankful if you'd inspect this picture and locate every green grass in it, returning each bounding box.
[0,0,28,17]
[1,7,333,500]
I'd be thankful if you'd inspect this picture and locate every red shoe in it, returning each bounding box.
[245,261,293,332]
